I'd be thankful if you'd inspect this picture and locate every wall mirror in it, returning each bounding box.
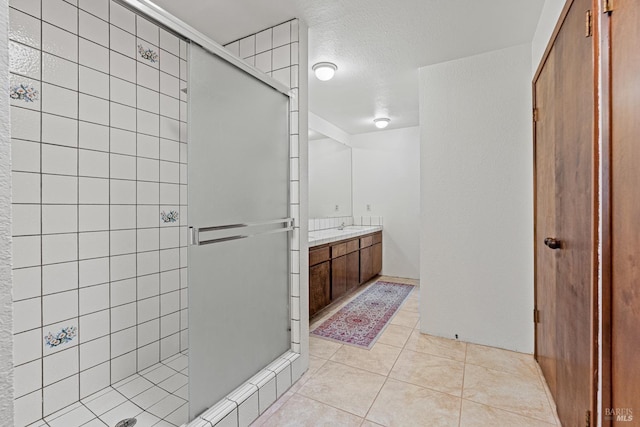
[308,129,353,218]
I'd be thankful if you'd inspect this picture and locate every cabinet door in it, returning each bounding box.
[360,246,372,284]
[372,232,382,245]
[332,256,347,300]
[346,251,360,291]
[372,243,382,277]
[309,261,330,317]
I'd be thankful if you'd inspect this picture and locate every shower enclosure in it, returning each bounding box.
[8,0,304,425]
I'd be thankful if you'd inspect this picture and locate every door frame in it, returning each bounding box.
[600,3,613,425]
[532,0,600,422]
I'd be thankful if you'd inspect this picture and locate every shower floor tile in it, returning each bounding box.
[45,403,95,427]
[29,352,189,427]
[82,388,127,416]
[115,376,156,399]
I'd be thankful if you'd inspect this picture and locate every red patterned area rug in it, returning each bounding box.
[311,281,414,349]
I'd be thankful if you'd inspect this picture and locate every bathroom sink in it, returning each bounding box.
[343,226,368,231]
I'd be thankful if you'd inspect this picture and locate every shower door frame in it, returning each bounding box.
[117,0,303,424]
[119,1,292,96]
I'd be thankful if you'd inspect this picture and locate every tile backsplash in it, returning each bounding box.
[9,0,188,423]
[308,216,353,232]
[353,216,384,226]
[308,216,384,232]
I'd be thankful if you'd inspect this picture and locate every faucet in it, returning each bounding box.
[338,222,345,230]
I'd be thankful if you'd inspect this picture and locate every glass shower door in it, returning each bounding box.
[188,44,291,420]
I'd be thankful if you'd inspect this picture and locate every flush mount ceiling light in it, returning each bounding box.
[312,62,338,81]
[374,118,390,129]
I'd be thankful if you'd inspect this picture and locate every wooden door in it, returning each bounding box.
[552,1,595,421]
[534,39,558,397]
[533,0,596,425]
[609,0,640,420]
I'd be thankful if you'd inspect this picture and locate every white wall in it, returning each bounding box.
[419,44,534,353]
[532,0,566,75]
[0,0,14,423]
[309,138,352,217]
[352,126,420,280]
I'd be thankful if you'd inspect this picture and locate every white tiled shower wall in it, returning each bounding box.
[9,0,189,423]
[9,1,306,425]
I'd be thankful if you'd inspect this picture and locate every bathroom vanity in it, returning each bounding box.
[308,228,382,317]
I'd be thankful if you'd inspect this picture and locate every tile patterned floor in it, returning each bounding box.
[251,276,562,427]
[27,276,562,427]
[28,353,189,427]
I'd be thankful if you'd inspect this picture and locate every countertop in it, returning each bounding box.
[308,226,383,247]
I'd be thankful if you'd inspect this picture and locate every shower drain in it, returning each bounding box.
[115,418,137,427]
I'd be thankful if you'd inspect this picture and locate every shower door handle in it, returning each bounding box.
[189,218,293,246]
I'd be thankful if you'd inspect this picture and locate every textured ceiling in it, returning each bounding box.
[151,0,545,135]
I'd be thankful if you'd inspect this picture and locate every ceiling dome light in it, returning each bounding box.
[312,62,337,81]
[374,118,390,129]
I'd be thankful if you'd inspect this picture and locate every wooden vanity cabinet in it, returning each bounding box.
[331,255,347,300]
[360,245,372,284]
[331,239,360,300]
[372,243,382,277]
[345,239,360,292]
[331,242,347,299]
[309,246,330,317]
[360,232,382,284]
[309,231,383,318]
[372,232,382,278]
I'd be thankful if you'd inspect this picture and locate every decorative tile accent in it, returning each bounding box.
[161,210,179,223]
[44,326,77,348]
[138,44,159,63]
[10,83,39,102]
